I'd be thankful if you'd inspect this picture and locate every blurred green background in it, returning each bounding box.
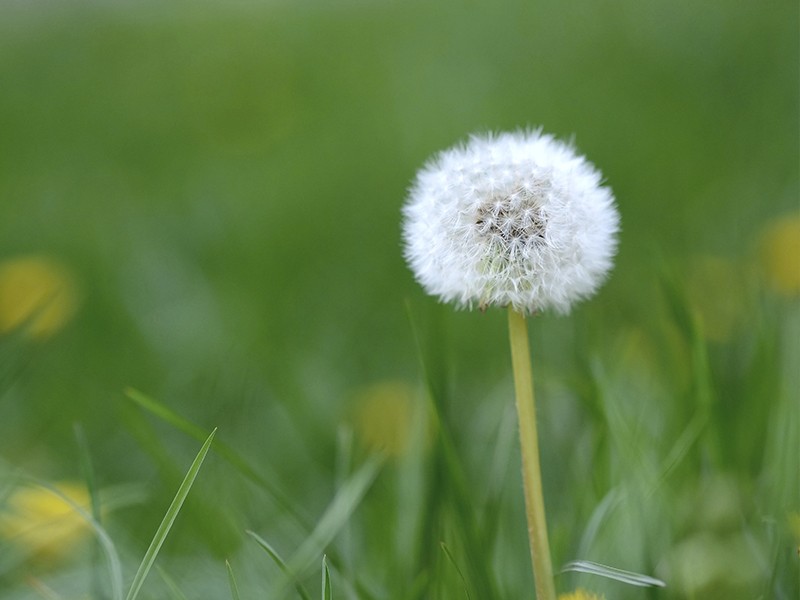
[0,0,797,598]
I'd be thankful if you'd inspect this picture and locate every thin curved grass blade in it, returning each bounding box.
[440,542,472,600]
[73,422,110,599]
[125,428,216,600]
[226,560,241,600]
[560,560,666,588]
[247,530,312,600]
[287,456,381,578]
[157,566,188,600]
[256,456,381,599]
[73,423,102,523]
[125,388,305,526]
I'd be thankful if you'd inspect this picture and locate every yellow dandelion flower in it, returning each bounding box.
[789,512,800,547]
[558,589,605,600]
[759,213,800,295]
[351,381,423,458]
[0,255,79,339]
[0,482,92,563]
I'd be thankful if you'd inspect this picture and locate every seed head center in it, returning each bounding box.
[475,190,547,249]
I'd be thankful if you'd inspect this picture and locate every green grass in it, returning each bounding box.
[0,0,797,598]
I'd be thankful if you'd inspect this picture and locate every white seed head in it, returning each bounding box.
[402,129,620,314]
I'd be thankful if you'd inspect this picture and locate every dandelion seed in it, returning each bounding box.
[403,129,619,314]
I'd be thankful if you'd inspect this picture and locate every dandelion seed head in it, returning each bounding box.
[402,130,620,314]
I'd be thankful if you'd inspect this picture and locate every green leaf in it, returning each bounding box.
[125,428,216,600]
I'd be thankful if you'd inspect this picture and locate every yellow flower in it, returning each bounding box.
[789,512,800,554]
[0,482,92,562]
[351,381,423,457]
[759,213,800,295]
[0,255,79,338]
[558,589,605,600]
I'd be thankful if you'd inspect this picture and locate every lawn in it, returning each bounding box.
[0,0,797,598]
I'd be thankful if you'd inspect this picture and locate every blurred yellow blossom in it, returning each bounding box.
[789,512,800,538]
[0,255,79,338]
[0,482,92,562]
[759,213,800,295]
[351,380,423,457]
[789,512,800,553]
[558,589,604,600]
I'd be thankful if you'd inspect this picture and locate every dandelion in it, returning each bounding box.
[0,255,79,339]
[0,482,92,563]
[403,129,619,315]
[403,129,619,600]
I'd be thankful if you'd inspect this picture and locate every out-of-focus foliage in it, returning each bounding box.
[0,0,796,598]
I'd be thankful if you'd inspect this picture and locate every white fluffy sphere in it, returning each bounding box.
[402,130,620,314]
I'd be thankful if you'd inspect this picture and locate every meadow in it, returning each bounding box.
[0,0,798,598]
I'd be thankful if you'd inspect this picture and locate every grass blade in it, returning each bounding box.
[440,542,472,600]
[560,560,666,588]
[255,456,381,598]
[125,388,306,527]
[125,428,216,600]
[321,555,332,600]
[73,423,102,524]
[157,566,188,600]
[26,577,63,600]
[287,455,381,578]
[405,302,499,599]
[247,530,312,600]
[226,560,241,600]
[6,477,124,600]
[73,422,107,599]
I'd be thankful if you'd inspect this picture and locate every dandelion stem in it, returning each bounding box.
[507,307,556,600]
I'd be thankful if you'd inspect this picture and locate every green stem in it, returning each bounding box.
[507,307,556,600]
